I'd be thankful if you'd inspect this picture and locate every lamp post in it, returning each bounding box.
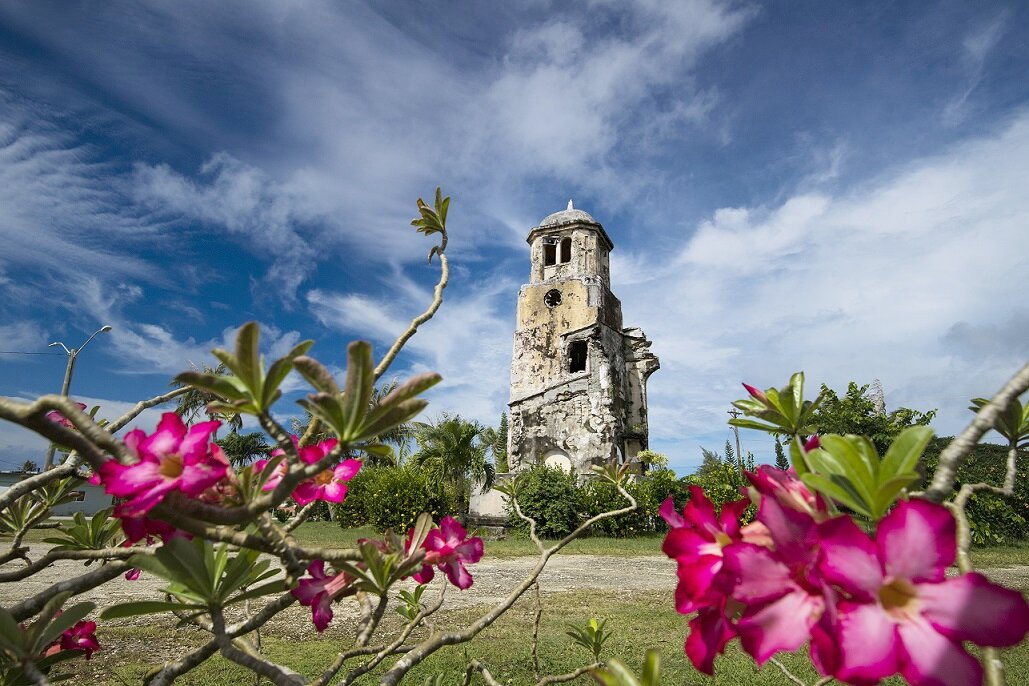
[42,325,112,470]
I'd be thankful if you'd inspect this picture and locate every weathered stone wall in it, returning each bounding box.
[508,207,659,476]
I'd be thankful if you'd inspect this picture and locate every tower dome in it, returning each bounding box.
[538,200,599,228]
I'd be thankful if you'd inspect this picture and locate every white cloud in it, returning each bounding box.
[616,110,1029,471]
[943,11,1010,125]
[307,268,517,427]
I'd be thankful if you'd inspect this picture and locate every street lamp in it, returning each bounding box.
[42,325,112,470]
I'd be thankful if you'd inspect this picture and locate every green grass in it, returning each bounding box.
[62,588,1029,685]
[965,541,1029,568]
[290,522,669,558]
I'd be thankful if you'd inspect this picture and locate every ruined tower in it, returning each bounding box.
[506,201,660,475]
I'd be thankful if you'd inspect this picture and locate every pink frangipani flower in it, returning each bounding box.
[291,559,354,632]
[412,516,484,589]
[817,499,1029,686]
[257,436,361,506]
[59,620,101,659]
[718,496,834,669]
[746,465,828,522]
[660,487,750,613]
[97,413,227,517]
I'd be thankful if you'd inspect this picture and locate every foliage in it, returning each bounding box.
[581,478,654,538]
[812,380,936,454]
[566,617,611,662]
[507,465,582,538]
[332,465,453,533]
[921,437,1029,544]
[215,430,271,468]
[637,449,668,471]
[411,414,494,521]
[482,412,509,473]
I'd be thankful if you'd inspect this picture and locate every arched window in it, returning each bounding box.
[543,242,557,266]
[559,237,572,263]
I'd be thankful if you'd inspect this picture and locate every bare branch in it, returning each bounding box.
[923,359,1029,502]
[106,387,190,433]
[8,561,131,621]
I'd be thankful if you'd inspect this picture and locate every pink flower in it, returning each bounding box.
[43,616,100,659]
[291,560,354,632]
[718,496,834,669]
[803,435,820,451]
[660,487,750,613]
[410,517,484,589]
[817,499,1029,686]
[59,620,100,659]
[97,413,227,517]
[46,403,88,429]
[742,383,767,403]
[746,465,828,522]
[257,437,360,506]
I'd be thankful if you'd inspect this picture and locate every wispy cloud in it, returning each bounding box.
[943,11,1010,125]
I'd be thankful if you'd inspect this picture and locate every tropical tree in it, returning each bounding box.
[172,362,243,436]
[20,460,38,474]
[215,431,271,468]
[812,380,935,454]
[411,414,495,522]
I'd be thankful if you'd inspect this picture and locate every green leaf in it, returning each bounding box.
[234,321,262,394]
[727,418,782,434]
[35,602,94,651]
[100,601,204,620]
[816,435,877,499]
[293,356,340,395]
[0,606,25,653]
[873,474,920,517]
[340,341,375,439]
[800,473,871,517]
[880,426,934,481]
[641,649,661,686]
[262,339,314,408]
[225,580,288,606]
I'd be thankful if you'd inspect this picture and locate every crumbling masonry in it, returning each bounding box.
[507,202,659,475]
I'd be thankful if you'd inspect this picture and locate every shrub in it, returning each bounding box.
[921,437,1029,545]
[507,465,582,538]
[333,465,453,533]
[580,477,654,537]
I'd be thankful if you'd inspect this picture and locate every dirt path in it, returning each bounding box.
[2,544,1027,612]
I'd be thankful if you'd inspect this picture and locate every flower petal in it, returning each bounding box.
[684,604,735,675]
[736,588,825,664]
[817,515,882,600]
[177,420,221,459]
[659,496,686,529]
[137,413,187,459]
[455,537,484,564]
[918,573,1029,647]
[682,485,719,535]
[334,458,361,481]
[831,601,900,684]
[442,560,473,589]
[720,543,793,604]
[897,615,982,686]
[878,499,954,583]
[438,516,468,547]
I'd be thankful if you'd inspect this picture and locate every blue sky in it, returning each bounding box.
[1,1,1027,474]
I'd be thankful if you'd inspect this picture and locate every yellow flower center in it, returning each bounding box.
[159,454,184,478]
[879,578,919,618]
[314,469,333,486]
[714,532,732,548]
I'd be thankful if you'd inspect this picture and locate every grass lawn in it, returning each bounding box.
[71,588,1029,685]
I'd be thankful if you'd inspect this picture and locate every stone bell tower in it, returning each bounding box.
[507,201,660,475]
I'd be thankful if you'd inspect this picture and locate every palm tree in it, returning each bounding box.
[410,414,495,522]
[173,363,243,437]
[216,431,272,468]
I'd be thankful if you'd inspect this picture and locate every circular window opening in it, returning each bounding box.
[544,289,562,307]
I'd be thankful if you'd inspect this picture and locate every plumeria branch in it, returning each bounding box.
[105,387,190,434]
[768,657,833,686]
[8,562,130,622]
[0,546,151,582]
[923,358,1029,502]
[379,483,637,686]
